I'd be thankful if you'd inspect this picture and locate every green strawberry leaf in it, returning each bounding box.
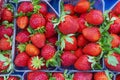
[113,46,120,54]
[35,26,46,33]
[107,55,118,66]
[16,12,25,17]
[13,0,18,3]
[61,39,65,51]
[32,0,41,13]
[2,21,13,28]
[105,70,113,80]
[65,36,73,44]
[5,4,13,12]
[17,43,26,53]
[0,54,7,62]
[0,50,11,54]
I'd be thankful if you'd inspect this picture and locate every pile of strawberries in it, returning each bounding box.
[0,76,20,80]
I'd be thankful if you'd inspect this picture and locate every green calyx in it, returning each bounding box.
[4,34,12,46]
[31,56,45,69]
[2,21,13,29]
[105,70,113,80]
[0,50,11,55]
[64,70,73,80]
[5,4,13,12]
[17,43,26,53]
[32,0,41,14]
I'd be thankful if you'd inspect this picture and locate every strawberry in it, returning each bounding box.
[14,52,30,67]
[109,22,120,34]
[82,27,101,42]
[48,36,57,45]
[31,33,46,48]
[41,44,56,60]
[77,34,89,47]
[0,77,3,80]
[16,16,28,29]
[112,2,120,16]
[85,10,104,25]
[8,76,19,80]
[64,4,74,15]
[74,48,83,58]
[1,8,13,22]
[64,36,77,51]
[111,34,120,48]
[94,72,108,80]
[18,2,33,13]
[74,55,91,70]
[26,44,40,56]
[116,74,120,80]
[46,12,56,21]
[45,21,56,38]
[30,14,46,29]
[27,71,48,80]
[28,56,44,70]
[52,72,65,80]
[58,15,79,34]
[73,72,93,80]
[16,30,30,43]
[39,3,47,15]
[83,43,102,56]
[74,1,90,13]
[61,51,77,67]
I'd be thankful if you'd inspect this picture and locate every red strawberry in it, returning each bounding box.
[46,12,56,21]
[31,33,46,48]
[85,10,104,25]
[16,30,30,43]
[74,1,90,13]
[94,72,108,80]
[14,52,30,67]
[52,72,65,80]
[27,71,48,80]
[82,27,101,42]
[77,34,89,47]
[48,36,57,45]
[73,72,93,80]
[8,76,19,80]
[116,74,120,80]
[58,15,79,34]
[109,23,120,34]
[0,77,3,80]
[30,14,46,29]
[1,8,13,22]
[74,55,91,70]
[28,56,44,70]
[18,2,33,13]
[61,51,77,67]
[16,16,28,29]
[74,48,83,58]
[83,43,102,56]
[111,34,120,48]
[39,3,47,15]
[64,4,74,15]
[64,36,77,51]
[112,2,120,16]
[41,44,56,60]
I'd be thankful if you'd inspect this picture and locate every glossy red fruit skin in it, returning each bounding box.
[112,2,120,16]
[0,25,13,38]
[16,31,30,43]
[45,22,56,38]
[41,44,56,60]
[0,38,11,50]
[30,14,46,29]
[116,74,120,80]
[18,2,33,13]
[64,36,77,51]
[48,36,57,45]
[73,72,93,80]
[105,53,120,71]
[82,27,101,42]
[8,76,19,80]
[74,48,83,58]
[14,52,30,67]
[31,33,46,48]
[74,55,91,70]
[46,13,56,21]
[85,10,104,25]
[58,15,79,34]
[94,72,108,80]
[53,73,65,80]
[109,23,120,34]
[0,77,3,80]
[61,51,77,67]
[27,72,48,80]
[111,34,120,48]
[64,4,74,15]
[39,3,47,15]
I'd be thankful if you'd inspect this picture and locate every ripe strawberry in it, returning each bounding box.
[0,37,11,50]
[64,36,77,51]
[74,1,90,13]
[74,48,83,58]
[39,3,47,15]
[82,27,101,42]
[109,23,120,34]
[46,12,56,21]
[31,33,46,48]
[105,53,120,71]
[73,72,93,80]
[74,55,91,70]
[61,51,77,67]
[48,36,57,45]
[94,72,108,80]
[83,43,102,56]
[64,4,74,15]
[58,15,79,34]
[18,2,33,13]
[8,76,19,80]
[85,10,104,25]
[14,52,30,67]
[116,74,120,80]
[45,21,56,38]
[16,16,28,29]
[41,44,56,60]
[16,30,30,43]
[27,71,48,80]
[26,44,40,56]
[30,14,46,29]
[1,8,13,22]
[112,2,120,16]
[0,77,3,80]
[111,34,120,48]
[52,72,65,80]
[77,34,89,47]
[28,56,44,70]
